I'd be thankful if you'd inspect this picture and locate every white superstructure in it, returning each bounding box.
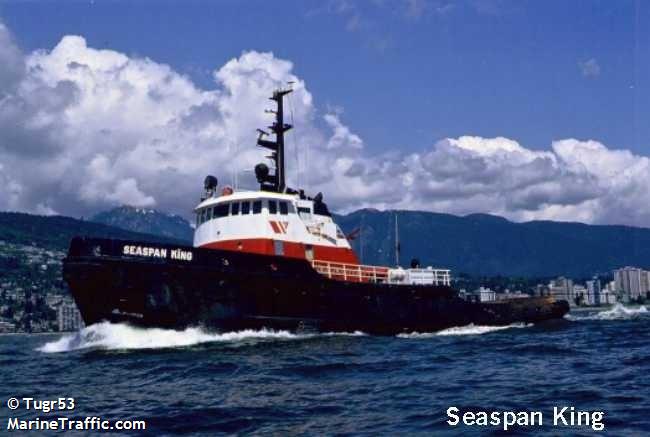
[193,189,358,263]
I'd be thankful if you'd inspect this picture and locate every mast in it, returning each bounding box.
[255,88,293,193]
[360,212,364,264]
[395,212,400,267]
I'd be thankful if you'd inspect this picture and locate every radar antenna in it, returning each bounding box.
[255,88,293,192]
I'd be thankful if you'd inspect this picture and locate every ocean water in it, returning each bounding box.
[1,304,649,435]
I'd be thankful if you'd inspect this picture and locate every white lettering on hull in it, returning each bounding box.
[170,249,193,261]
[122,245,192,262]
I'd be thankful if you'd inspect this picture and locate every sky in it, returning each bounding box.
[0,0,649,227]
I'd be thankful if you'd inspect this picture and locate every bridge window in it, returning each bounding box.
[268,200,277,214]
[253,200,262,214]
[279,201,289,215]
[206,207,213,221]
[241,201,250,215]
[298,206,311,220]
[231,202,240,215]
[214,203,229,218]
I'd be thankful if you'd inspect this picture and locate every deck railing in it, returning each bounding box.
[311,260,451,285]
[311,260,389,283]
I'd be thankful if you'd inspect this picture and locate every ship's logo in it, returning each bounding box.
[269,220,289,234]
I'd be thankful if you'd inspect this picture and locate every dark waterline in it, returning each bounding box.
[1,305,648,435]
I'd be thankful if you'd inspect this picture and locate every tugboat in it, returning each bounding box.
[63,88,569,335]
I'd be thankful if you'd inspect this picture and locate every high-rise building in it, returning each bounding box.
[586,278,602,306]
[572,284,588,306]
[614,267,649,302]
[642,271,650,297]
[549,277,573,303]
[599,288,617,305]
[57,300,84,332]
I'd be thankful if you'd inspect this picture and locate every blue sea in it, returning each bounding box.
[1,304,649,435]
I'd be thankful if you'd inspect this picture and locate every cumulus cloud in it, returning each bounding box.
[324,113,363,150]
[0,22,649,228]
[316,132,650,227]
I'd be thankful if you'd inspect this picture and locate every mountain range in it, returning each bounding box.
[0,211,183,252]
[337,210,650,278]
[2,207,650,278]
[91,206,194,243]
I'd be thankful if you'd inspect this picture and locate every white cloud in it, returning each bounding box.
[0,22,649,227]
[578,58,601,78]
[322,135,650,227]
[324,113,363,150]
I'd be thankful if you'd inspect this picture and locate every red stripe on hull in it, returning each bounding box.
[200,238,359,264]
[312,244,358,264]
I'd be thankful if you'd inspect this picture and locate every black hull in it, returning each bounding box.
[63,237,569,335]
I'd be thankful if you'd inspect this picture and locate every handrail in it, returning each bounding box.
[311,260,451,286]
[311,260,388,283]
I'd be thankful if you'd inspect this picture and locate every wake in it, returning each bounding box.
[397,323,528,338]
[567,303,648,321]
[38,322,312,353]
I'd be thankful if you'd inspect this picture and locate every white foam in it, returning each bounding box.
[38,322,309,353]
[322,331,366,337]
[397,323,527,338]
[567,304,649,321]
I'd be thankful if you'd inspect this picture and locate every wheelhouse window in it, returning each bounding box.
[241,201,250,215]
[214,203,229,218]
[279,201,289,215]
[206,207,213,221]
[298,206,311,220]
[231,202,240,215]
[253,200,262,214]
[268,200,277,214]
